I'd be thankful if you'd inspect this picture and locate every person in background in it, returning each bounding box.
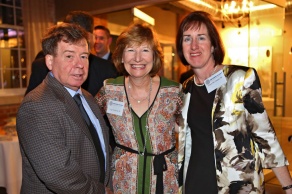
[17,23,112,194]
[179,68,194,84]
[176,11,292,194]
[95,22,183,194]
[93,25,113,61]
[25,11,118,96]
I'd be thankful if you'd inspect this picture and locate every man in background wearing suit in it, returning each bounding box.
[179,68,194,84]
[93,25,113,61]
[17,23,112,194]
[25,11,118,96]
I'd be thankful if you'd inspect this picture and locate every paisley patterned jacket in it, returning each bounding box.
[178,65,289,193]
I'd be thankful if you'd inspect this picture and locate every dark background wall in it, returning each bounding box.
[54,0,174,20]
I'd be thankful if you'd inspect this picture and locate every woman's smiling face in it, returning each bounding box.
[122,42,154,78]
[182,23,214,69]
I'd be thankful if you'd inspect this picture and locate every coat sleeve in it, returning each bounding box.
[242,68,289,168]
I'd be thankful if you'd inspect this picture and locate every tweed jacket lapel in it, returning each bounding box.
[46,74,111,185]
[45,75,93,143]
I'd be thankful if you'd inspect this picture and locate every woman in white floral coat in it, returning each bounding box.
[176,11,292,194]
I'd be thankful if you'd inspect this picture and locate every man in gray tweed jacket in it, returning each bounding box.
[16,23,112,193]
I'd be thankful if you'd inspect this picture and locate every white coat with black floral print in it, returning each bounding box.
[178,65,289,194]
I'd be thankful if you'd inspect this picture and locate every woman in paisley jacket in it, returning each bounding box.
[176,11,292,193]
[96,22,183,194]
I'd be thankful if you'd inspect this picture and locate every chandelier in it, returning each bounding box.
[220,0,254,20]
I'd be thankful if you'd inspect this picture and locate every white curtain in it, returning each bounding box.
[21,0,55,79]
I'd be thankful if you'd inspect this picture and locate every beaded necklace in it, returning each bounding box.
[128,77,151,103]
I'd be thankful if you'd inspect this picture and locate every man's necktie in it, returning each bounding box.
[73,94,105,183]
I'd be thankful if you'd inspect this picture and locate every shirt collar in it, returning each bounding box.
[49,72,82,97]
[102,52,110,60]
[66,87,82,97]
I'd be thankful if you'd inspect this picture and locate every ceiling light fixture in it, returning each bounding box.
[132,8,155,26]
[221,0,254,15]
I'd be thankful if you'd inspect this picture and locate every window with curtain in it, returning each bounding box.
[0,0,25,89]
